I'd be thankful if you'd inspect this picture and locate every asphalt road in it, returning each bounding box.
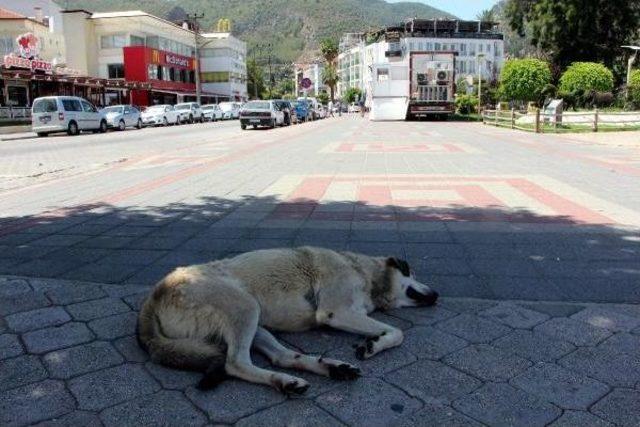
[0,116,639,303]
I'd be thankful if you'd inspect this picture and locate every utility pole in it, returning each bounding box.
[267,43,274,97]
[187,12,204,104]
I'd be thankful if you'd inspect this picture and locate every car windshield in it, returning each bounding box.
[202,105,214,110]
[244,101,270,110]
[146,106,166,113]
[32,98,58,113]
[219,103,234,111]
[174,104,191,110]
[102,106,123,114]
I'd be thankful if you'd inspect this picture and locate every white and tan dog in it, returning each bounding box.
[138,246,438,394]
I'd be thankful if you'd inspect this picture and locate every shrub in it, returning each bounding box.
[455,94,478,114]
[559,62,614,94]
[629,69,640,108]
[499,59,552,103]
[343,87,362,104]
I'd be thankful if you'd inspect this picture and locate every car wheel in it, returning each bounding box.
[118,120,126,131]
[241,124,247,130]
[67,121,79,136]
[36,132,48,137]
[136,119,143,129]
[252,124,258,129]
[270,119,276,129]
[175,117,181,125]
[163,117,168,126]
[189,114,194,124]
[99,120,108,133]
[200,115,205,123]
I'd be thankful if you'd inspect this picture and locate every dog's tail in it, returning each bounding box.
[137,297,226,382]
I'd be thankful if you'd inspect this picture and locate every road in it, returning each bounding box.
[0,116,639,302]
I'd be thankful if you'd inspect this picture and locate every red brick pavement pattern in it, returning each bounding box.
[268,175,616,224]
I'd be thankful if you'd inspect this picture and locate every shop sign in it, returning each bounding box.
[2,33,53,72]
[166,54,190,68]
[3,55,52,72]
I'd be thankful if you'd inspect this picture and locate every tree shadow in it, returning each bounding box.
[0,195,638,303]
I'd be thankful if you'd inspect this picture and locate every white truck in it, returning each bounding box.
[370,51,457,121]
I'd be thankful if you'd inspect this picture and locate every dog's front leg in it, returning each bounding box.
[318,311,403,360]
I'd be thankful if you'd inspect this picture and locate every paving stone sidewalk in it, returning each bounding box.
[1,276,639,427]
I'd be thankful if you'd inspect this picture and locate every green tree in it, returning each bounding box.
[320,38,339,64]
[317,92,329,105]
[628,69,640,108]
[559,62,614,94]
[343,87,362,104]
[499,59,551,103]
[322,64,339,102]
[476,9,496,22]
[505,0,640,71]
[246,59,265,100]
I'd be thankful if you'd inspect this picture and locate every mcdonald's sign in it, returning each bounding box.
[216,18,232,33]
[151,49,160,64]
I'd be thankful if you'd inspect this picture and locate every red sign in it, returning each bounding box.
[301,77,312,89]
[165,54,190,68]
[3,55,52,72]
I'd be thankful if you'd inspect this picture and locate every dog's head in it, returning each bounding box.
[384,257,438,308]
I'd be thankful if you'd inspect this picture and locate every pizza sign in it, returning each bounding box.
[16,33,40,59]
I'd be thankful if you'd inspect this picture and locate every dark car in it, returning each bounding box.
[273,100,296,125]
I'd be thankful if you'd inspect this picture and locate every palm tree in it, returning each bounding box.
[320,38,339,64]
[322,64,339,102]
[476,9,496,22]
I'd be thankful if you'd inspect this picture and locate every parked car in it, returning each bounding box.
[239,100,285,129]
[201,104,223,122]
[292,100,312,122]
[273,100,295,125]
[348,103,361,113]
[32,96,107,137]
[219,102,241,119]
[297,96,320,120]
[316,106,327,119]
[140,104,180,126]
[101,105,142,130]
[174,102,205,124]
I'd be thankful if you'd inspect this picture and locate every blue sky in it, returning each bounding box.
[387,0,501,20]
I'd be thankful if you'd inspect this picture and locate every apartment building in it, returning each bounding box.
[337,19,505,99]
[199,31,248,102]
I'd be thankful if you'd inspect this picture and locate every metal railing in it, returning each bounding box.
[416,85,450,101]
[0,107,31,121]
[482,109,640,133]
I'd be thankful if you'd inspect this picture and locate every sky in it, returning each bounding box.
[387,0,501,20]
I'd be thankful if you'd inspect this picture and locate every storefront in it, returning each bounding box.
[123,46,222,106]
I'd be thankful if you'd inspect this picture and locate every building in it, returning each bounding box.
[199,31,247,102]
[337,19,504,99]
[294,61,326,97]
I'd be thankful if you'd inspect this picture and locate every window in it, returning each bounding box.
[81,100,97,112]
[0,37,14,55]
[487,44,492,53]
[169,67,176,81]
[189,70,195,83]
[101,34,126,49]
[33,98,58,113]
[426,42,433,50]
[147,64,158,80]
[107,64,124,79]
[62,99,82,112]
[146,36,159,49]
[130,35,145,46]
[200,71,230,83]
[434,43,441,51]
[460,43,467,55]
[179,69,187,83]
[478,44,484,53]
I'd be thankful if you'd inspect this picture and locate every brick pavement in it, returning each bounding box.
[1,276,639,427]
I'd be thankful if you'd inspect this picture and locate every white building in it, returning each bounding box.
[294,61,326,97]
[199,31,247,102]
[337,19,504,99]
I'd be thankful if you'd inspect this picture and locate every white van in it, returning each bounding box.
[32,96,107,137]
[219,102,240,119]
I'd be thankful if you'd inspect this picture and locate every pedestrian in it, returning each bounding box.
[359,96,365,118]
[328,100,335,118]
[337,101,342,117]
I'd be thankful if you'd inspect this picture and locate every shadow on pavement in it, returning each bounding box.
[0,195,638,303]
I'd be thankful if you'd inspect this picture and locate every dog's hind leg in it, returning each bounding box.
[218,297,310,395]
[253,327,360,380]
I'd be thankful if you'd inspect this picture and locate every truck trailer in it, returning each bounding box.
[369,51,457,121]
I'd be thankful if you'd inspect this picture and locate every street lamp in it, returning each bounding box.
[621,46,640,87]
[476,53,486,113]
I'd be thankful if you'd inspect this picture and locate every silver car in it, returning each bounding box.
[32,96,107,137]
[101,105,142,130]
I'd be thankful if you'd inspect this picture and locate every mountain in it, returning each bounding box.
[60,0,455,62]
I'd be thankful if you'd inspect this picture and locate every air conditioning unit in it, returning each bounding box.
[436,70,451,85]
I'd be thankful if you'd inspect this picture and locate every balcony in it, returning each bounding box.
[385,50,402,58]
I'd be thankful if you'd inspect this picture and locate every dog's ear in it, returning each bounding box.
[386,257,411,277]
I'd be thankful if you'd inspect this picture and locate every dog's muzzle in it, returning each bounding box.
[407,287,439,306]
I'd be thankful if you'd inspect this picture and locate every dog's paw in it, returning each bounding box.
[328,362,361,380]
[355,337,376,360]
[277,376,310,395]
